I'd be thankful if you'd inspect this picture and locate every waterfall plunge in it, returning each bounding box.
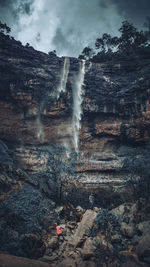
[57,57,70,98]
[72,60,86,152]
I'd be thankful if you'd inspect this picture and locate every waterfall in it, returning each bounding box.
[72,60,86,152]
[36,102,45,142]
[57,57,70,98]
[36,116,44,142]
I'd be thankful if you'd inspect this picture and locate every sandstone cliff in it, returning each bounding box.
[0,33,150,204]
[0,33,150,263]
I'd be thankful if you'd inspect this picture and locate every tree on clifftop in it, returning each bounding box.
[79,20,150,62]
[78,46,95,60]
[0,21,11,35]
[118,20,148,52]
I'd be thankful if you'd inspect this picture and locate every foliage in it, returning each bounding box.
[95,33,118,52]
[118,21,148,52]
[93,242,123,267]
[94,208,122,234]
[0,21,11,34]
[78,46,95,60]
[44,143,79,178]
[121,145,150,200]
[78,20,150,62]
[35,143,80,200]
[144,17,150,31]
[89,208,123,266]
[48,50,57,56]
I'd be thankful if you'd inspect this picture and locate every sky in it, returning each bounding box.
[0,0,150,57]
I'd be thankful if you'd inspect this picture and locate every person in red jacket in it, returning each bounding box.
[56,224,64,241]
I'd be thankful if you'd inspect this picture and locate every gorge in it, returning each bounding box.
[0,32,150,266]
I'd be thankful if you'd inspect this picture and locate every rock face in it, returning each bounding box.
[0,33,150,204]
[0,254,50,267]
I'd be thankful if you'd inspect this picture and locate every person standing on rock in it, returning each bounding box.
[56,224,64,241]
[64,191,69,204]
[89,193,94,210]
[69,210,73,221]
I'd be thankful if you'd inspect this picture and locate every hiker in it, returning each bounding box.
[56,224,64,241]
[69,210,73,221]
[89,193,94,210]
[64,191,69,203]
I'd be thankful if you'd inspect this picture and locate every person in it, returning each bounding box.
[56,224,64,241]
[64,191,69,204]
[89,193,94,210]
[69,210,73,221]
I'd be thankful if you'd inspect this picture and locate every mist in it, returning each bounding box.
[0,0,149,56]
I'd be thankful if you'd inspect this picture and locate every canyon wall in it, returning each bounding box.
[0,34,150,204]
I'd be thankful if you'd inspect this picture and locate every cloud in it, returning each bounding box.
[111,0,150,27]
[0,0,149,56]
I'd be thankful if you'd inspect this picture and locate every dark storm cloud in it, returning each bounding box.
[0,0,149,56]
[0,0,33,14]
[111,0,150,26]
[0,0,34,29]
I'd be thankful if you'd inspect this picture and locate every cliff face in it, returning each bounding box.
[0,34,150,201]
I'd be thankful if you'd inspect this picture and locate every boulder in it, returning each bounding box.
[135,229,150,264]
[136,220,150,234]
[46,236,58,250]
[71,210,97,248]
[0,253,50,267]
[121,222,135,238]
[57,258,76,267]
[81,238,95,259]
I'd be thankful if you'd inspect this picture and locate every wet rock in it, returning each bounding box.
[0,140,13,166]
[19,234,46,259]
[136,220,150,234]
[57,258,76,267]
[121,222,135,238]
[0,253,50,267]
[135,229,150,264]
[46,236,58,251]
[81,238,95,259]
[72,210,97,247]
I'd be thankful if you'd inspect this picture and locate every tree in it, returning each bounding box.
[118,21,137,52]
[121,145,150,200]
[36,144,79,201]
[117,20,149,52]
[144,17,150,31]
[78,46,95,60]
[144,17,150,42]
[48,50,57,56]
[0,21,11,35]
[95,33,119,53]
[89,208,123,266]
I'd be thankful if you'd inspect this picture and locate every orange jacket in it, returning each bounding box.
[56,225,63,235]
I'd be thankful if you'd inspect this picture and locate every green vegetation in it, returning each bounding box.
[121,145,150,201]
[35,144,80,201]
[0,21,11,35]
[79,19,150,62]
[89,208,123,266]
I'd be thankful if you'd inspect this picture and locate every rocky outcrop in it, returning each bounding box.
[36,202,149,266]
[0,254,50,267]
[0,33,150,203]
